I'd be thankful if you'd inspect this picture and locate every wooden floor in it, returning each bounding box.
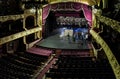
[36,34,91,50]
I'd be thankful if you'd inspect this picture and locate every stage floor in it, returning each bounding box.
[36,34,91,50]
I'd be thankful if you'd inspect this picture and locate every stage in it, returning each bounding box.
[36,34,91,50]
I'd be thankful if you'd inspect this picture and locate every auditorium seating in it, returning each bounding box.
[61,50,91,57]
[0,44,116,79]
[45,50,116,79]
[0,47,53,79]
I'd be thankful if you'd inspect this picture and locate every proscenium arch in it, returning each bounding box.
[42,1,93,38]
[46,0,99,6]
[42,1,93,26]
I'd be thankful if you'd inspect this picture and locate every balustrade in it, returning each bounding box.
[90,29,120,79]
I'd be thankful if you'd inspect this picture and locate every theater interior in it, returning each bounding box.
[0,0,120,79]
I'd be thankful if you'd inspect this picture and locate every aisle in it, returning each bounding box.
[37,57,57,79]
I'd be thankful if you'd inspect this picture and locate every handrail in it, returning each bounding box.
[91,43,102,58]
[95,14,120,33]
[32,55,55,79]
[0,27,42,45]
[90,29,120,79]
[0,14,24,22]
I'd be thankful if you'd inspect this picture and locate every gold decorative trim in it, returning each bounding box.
[96,14,120,33]
[0,27,42,45]
[23,36,27,44]
[91,43,98,58]
[0,14,24,22]
[24,9,35,17]
[90,29,120,79]
[37,31,41,38]
[48,0,99,6]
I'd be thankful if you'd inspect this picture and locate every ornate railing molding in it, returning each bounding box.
[0,27,42,45]
[0,14,24,22]
[90,29,120,79]
[96,14,120,33]
[91,43,98,58]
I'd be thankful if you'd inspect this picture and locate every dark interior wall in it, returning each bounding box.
[0,0,23,15]
[26,33,35,43]
[102,0,120,21]
[25,16,35,29]
[0,19,24,38]
[16,38,26,52]
[47,11,57,33]
[44,11,57,38]
[10,19,24,33]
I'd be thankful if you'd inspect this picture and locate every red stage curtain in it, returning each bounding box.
[42,4,50,25]
[82,4,92,26]
[42,2,92,26]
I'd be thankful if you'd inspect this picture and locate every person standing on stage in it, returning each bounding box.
[67,33,71,43]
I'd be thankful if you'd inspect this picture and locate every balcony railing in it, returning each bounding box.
[96,14,120,33]
[90,29,120,79]
[0,14,24,22]
[0,27,42,45]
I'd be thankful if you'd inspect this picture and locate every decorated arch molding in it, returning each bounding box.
[42,2,92,27]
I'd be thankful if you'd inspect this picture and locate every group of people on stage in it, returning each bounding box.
[73,31,88,41]
[60,27,89,44]
[67,31,88,43]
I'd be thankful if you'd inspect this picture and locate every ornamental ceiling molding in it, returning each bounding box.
[0,14,24,22]
[50,2,82,11]
[48,0,99,6]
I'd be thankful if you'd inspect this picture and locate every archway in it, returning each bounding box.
[42,2,92,38]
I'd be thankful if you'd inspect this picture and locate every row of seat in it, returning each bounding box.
[0,50,51,79]
[7,53,42,66]
[45,52,116,79]
[46,72,115,78]
[61,50,90,56]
